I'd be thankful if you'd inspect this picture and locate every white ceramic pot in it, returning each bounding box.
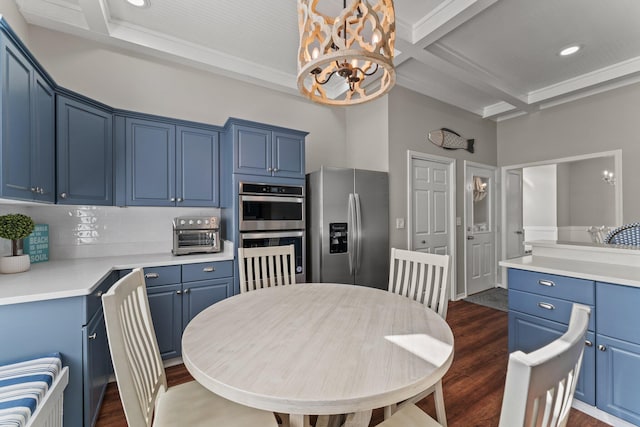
[0,254,31,274]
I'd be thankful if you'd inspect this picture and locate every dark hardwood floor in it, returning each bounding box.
[96,300,610,427]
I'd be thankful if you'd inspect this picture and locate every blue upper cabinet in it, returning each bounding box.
[57,95,113,205]
[125,117,176,206]
[0,33,55,202]
[177,126,219,207]
[123,117,220,207]
[229,120,306,179]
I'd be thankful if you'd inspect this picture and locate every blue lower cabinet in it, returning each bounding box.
[595,335,640,425]
[182,278,232,327]
[82,307,110,427]
[508,310,595,405]
[147,283,183,359]
[144,262,233,360]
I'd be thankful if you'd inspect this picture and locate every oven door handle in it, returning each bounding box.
[348,193,356,275]
[240,230,304,239]
[239,195,304,203]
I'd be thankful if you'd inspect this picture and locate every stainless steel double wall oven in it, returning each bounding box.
[238,182,305,282]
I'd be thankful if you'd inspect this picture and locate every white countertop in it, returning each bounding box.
[0,242,234,306]
[500,255,640,288]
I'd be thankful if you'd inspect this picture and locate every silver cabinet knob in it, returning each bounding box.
[585,340,593,347]
[177,197,183,202]
[267,167,273,172]
[88,333,97,340]
[176,290,182,295]
[31,187,37,193]
[170,197,176,202]
[273,168,279,172]
[598,345,607,351]
[60,192,68,199]
[38,187,44,194]
[184,288,190,294]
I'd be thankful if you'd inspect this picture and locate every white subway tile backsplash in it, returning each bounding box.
[0,202,221,259]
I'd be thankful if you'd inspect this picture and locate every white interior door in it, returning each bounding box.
[411,157,451,255]
[408,152,456,297]
[465,162,497,296]
[506,169,525,259]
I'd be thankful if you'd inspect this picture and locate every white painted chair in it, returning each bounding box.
[102,268,278,427]
[377,303,591,427]
[238,244,296,293]
[385,248,451,425]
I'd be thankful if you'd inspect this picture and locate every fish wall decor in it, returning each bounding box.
[427,128,474,153]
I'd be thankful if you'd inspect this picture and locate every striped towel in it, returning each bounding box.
[0,353,62,427]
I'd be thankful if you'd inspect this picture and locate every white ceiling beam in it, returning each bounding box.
[78,0,110,35]
[482,101,516,119]
[411,0,500,47]
[396,39,532,114]
[528,56,640,104]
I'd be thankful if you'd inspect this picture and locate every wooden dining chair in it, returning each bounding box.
[102,268,278,427]
[237,244,296,293]
[377,303,591,427]
[385,248,451,425]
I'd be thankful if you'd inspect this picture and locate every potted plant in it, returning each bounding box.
[0,213,35,274]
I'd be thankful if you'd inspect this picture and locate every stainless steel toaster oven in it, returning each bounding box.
[172,216,221,255]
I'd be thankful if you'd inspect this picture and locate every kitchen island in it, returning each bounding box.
[500,240,640,427]
[0,242,234,427]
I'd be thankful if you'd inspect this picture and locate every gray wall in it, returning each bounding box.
[497,83,640,223]
[388,86,498,296]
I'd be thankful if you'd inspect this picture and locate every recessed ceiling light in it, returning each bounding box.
[559,45,581,56]
[126,0,149,7]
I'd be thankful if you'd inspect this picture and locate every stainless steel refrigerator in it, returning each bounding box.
[306,167,389,289]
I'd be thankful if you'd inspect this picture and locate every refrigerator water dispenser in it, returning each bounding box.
[329,223,348,253]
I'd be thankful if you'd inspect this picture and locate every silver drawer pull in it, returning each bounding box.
[538,280,555,287]
[538,302,555,310]
[585,340,593,347]
[145,272,160,279]
[88,333,97,340]
[202,266,215,272]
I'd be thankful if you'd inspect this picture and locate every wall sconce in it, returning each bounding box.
[602,170,615,185]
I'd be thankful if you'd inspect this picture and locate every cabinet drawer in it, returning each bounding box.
[142,265,181,286]
[83,271,118,325]
[508,269,594,304]
[509,289,595,331]
[597,282,640,343]
[182,261,233,282]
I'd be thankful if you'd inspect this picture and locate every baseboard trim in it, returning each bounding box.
[572,399,636,427]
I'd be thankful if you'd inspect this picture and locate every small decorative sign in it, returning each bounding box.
[24,224,49,263]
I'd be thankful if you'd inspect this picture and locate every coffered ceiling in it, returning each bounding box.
[13,0,640,120]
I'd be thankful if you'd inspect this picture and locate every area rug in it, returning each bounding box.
[463,287,508,312]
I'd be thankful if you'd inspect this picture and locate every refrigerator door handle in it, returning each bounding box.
[348,193,356,275]
[354,193,362,273]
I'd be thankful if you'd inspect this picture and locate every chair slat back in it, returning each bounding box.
[103,268,166,427]
[498,304,591,427]
[388,248,450,318]
[238,244,296,293]
[605,222,640,246]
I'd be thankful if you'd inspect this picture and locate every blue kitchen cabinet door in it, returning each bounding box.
[596,335,640,425]
[182,277,232,329]
[234,124,272,176]
[176,126,219,207]
[31,74,55,202]
[125,117,176,206]
[0,35,55,202]
[57,95,113,205]
[272,130,305,178]
[147,283,183,359]
[508,310,595,405]
[82,307,110,427]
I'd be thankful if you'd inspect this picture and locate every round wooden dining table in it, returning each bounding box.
[181,283,454,427]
